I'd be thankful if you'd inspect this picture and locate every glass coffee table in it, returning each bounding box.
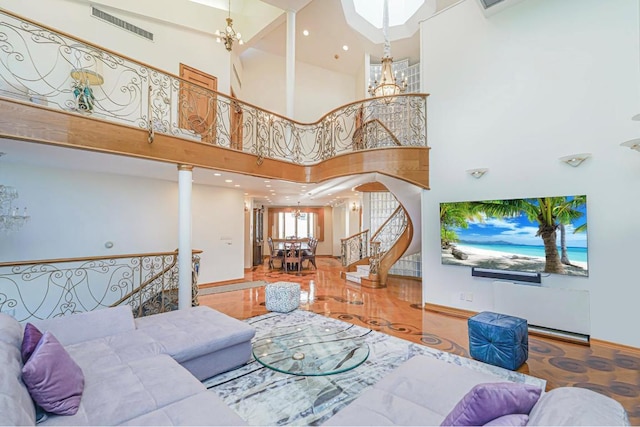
[252,323,369,376]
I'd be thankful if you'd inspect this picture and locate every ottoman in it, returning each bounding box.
[468,311,528,370]
[265,281,300,313]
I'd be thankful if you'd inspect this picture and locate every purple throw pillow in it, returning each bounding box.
[21,323,43,364]
[22,331,85,415]
[484,414,529,426]
[441,382,542,426]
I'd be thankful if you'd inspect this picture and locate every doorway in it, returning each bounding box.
[179,64,217,144]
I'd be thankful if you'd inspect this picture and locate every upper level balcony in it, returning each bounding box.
[0,8,429,189]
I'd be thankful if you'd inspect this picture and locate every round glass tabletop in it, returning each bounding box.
[252,323,370,376]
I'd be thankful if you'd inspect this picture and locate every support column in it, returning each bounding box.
[286,9,296,118]
[178,164,193,310]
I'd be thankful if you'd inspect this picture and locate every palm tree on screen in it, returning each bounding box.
[469,197,584,274]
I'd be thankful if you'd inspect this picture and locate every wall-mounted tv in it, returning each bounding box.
[440,195,588,277]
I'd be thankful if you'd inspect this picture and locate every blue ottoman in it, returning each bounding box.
[468,311,528,370]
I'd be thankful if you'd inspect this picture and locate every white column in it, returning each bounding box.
[285,9,296,118]
[178,164,193,310]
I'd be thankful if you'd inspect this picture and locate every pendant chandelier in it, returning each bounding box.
[291,202,302,219]
[0,185,30,232]
[215,0,243,52]
[368,0,407,97]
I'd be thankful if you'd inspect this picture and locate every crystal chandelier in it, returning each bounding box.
[291,202,302,219]
[0,185,30,232]
[368,0,407,97]
[215,0,243,52]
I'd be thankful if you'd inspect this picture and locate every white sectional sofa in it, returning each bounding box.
[0,305,255,426]
[323,355,630,426]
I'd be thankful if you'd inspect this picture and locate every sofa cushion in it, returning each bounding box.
[119,391,246,426]
[21,323,43,363]
[31,306,135,346]
[39,353,206,426]
[527,387,630,426]
[0,312,23,348]
[324,355,540,426]
[441,382,541,426]
[484,414,529,426]
[22,332,85,416]
[0,341,36,426]
[134,306,255,364]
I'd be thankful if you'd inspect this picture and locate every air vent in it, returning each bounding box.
[479,0,505,8]
[91,7,154,41]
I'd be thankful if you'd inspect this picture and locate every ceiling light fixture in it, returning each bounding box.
[302,29,309,36]
[215,0,243,52]
[368,0,407,98]
[292,202,302,219]
[621,138,640,152]
[559,153,591,167]
[467,168,488,179]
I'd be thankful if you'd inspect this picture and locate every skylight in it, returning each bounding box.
[352,0,425,28]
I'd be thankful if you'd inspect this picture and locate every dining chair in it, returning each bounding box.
[302,237,318,270]
[283,241,302,275]
[267,237,284,270]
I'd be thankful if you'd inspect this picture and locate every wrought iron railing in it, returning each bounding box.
[340,229,370,267]
[0,9,428,165]
[371,205,408,255]
[0,250,201,322]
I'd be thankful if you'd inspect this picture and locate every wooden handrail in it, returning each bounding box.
[341,229,370,243]
[0,249,203,268]
[371,205,404,242]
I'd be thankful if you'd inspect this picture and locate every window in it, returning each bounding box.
[268,207,324,241]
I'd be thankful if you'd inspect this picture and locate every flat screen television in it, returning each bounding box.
[440,195,588,277]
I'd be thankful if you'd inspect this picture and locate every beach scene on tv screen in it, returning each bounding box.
[440,195,588,277]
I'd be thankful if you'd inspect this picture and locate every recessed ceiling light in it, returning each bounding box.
[225,179,233,183]
[214,173,222,177]
[264,180,270,183]
[266,185,271,187]
[303,29,309,36]
[234,184,240,187]
[328,193,332,196]
[301,185,307,188]
[342,45,349,51]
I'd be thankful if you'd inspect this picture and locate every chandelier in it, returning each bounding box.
[291,202,302,219]
[215,0,243,52]
[368,0,407,97]
[0,185,30,232]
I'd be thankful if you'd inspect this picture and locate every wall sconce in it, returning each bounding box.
[244,202,249,212]
[621,138,640,152]
[351,202,358,211]
[467,168,488,179]
[559,153,591,167]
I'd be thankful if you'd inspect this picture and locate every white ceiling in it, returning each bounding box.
[241,0,432,74]
[0,138,369,207]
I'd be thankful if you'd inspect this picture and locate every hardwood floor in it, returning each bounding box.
[199,257,640,424]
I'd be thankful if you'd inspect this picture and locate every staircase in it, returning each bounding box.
[345,264,371,285]
[342,189,414,288]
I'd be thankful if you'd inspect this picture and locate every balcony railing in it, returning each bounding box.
[0,250,201,321]
[0,9,427,166]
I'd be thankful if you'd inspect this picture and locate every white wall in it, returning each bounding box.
[240,48,358,121]
[0,163,245,284]
[420,0,640,347]
[0,0,232,93]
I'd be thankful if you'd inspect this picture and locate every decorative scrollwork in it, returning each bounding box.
[0,9,428,168]
[0,250,202,321]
